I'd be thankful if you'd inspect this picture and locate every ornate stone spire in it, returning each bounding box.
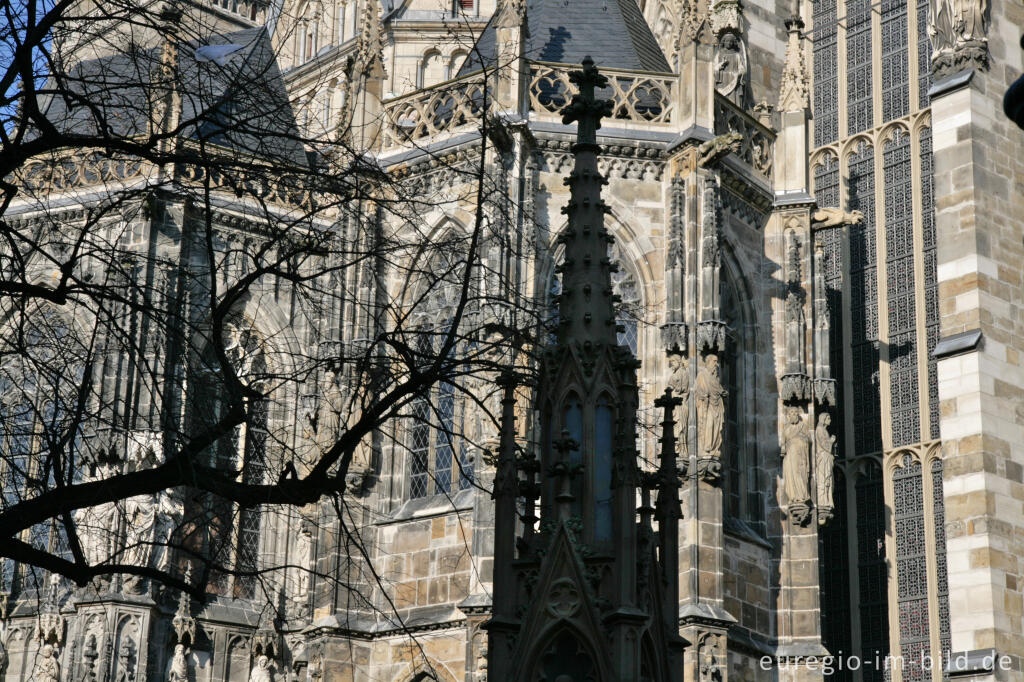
[553,57,617,351]
[778,16,809,112]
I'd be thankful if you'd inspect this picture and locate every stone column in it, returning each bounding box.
[929,6,1024,676]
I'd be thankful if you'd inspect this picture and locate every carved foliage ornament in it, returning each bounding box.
[778,17,809,112]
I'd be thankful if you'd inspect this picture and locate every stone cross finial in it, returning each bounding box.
[561,57,613,148]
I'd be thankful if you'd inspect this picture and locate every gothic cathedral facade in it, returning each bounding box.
[2,0,1022,679]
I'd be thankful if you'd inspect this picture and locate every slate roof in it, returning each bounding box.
[458,0,671,76]
[39,27,307,166]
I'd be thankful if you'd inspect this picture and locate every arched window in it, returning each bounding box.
[184,325,270,598]
[447,52,468,80]
[406,248,473,500]
[420,51,445,88]
[0,307,87,593]
[720,269,757,523]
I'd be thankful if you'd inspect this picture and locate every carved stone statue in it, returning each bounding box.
[123,493,157,590]
[75,455,120,567]
[292,523,314,604]
[666,354,690,463]
[698,132,742,168]
[167,644,189,682]
[929,0,989,77]
[780,406,812,524]
[815,412,837,524]
[811,207,864,229]
[698,633,722,682]
[695,354,726,479]
[714,32,747,103]
[250,654,274,682]
[33,644,61,682]
[317,368,344,452]
[785,291,805,376]
[115,640,136,682]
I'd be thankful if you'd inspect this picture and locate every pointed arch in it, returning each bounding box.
[718,242,760,525]
[521,623,606,682]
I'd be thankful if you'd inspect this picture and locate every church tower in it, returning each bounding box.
[486,58,687,682]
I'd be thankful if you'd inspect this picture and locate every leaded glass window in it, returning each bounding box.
[819,468,851,682]
[185,327,269,598]
[846,0,874,133]
[813,0,839,145]
[920,127,941,440]
[848,144,883,454]
[856,463,890,681]
[931,459,951,655]
[917,0,932,108]
[884,130,920,447]
[406,248,473,500]
[881,0,910,122]
[894,455,930,681]
[0,308,87,594]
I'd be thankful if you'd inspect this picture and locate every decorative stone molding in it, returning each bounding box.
[778,17,809,112]
[714,95,775,179]
[660,322,688,352]
[813,377,837,405]
[780,373,811,402]
[710,0,742,35]
[696,320,727,353]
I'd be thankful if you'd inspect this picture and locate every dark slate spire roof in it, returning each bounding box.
[458,0,671,75]
[39,27,307,166]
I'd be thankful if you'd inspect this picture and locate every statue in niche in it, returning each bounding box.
[115,640,136,682]
[250,654,274,682]
[666,353,690,463]
[698,633,722,682]
[317,367,344,453]
[695,354,726,479]
[33,644,61,682]
[292,522,314,604]
[76,453,120,568]
[167,643,190,682]
[780,406,812,524]
[714,32,747,104]
[815,412,837,524]
[121,435,183,592]
[785,291,805,375]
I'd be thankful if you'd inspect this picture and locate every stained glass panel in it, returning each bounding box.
[885,131,920,447]
[846,0,874,133]
[857,464,890,681]
[893,458,930,681]
[813,0,839,145]
[848,144,882,454]
[881,0,910,122]
[920,127,941,440]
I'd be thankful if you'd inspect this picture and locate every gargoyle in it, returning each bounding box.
[698,132,743,167]
[811,207,864,228]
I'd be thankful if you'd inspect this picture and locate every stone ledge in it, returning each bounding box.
[933,328,984,360]
[928,68,975,99]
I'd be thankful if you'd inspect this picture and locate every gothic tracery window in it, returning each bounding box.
[185,325,270,598]
[0,307,87,593]
[406,247,473,500]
